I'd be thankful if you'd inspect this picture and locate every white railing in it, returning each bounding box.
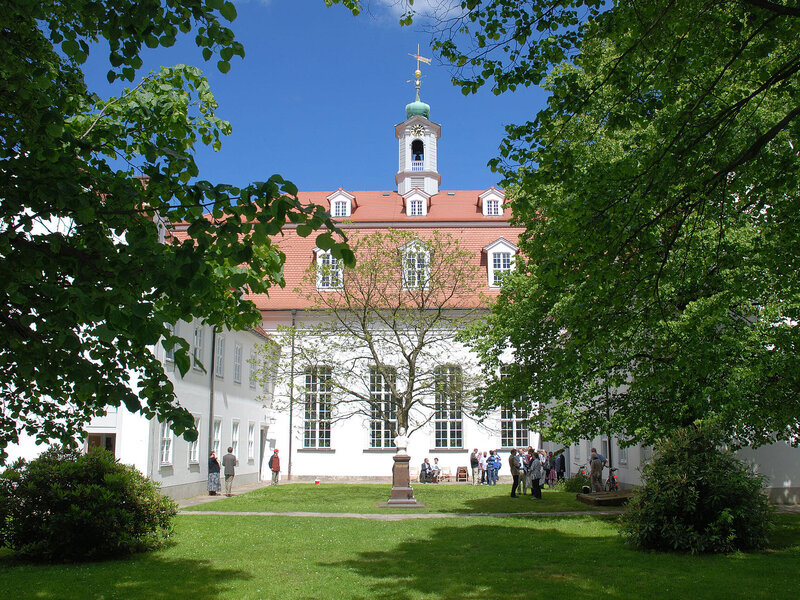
[411,160,424,172]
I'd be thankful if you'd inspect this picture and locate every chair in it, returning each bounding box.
[456,466,469,482]
[440,466,452,482]
[409,466,419,482]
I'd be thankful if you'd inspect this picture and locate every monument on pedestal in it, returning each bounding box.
[380,428,424,508]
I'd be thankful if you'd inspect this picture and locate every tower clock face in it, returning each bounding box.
[411,124,425,137]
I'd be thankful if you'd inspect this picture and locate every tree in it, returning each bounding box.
[443,2,800,447]
[258,230,485,446]
[0,1,353,460]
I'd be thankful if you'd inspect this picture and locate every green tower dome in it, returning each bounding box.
[405,89,430,120]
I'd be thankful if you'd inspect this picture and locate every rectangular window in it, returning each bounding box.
[434,365,463,448]
[193,326,205,370]
[500,408,529,448]
[231,420,240,457]
[333,200,348,217]
[618,442,628,465]
[402,246,429,289]
[486,199,500,216]
[370,368,397,448]
[317,252,343,290]
[248,422,256,460]
[249,349,258,388]
[233,343,243,383]
[601,438,609,460]
[304,368,332,448]
[187,415,200,464]
[164,323,177,362]
[215,335,225,378]
[409,199,423,216]
[491,252,512,286]
[213,418,222,456]
[159,421,173,465]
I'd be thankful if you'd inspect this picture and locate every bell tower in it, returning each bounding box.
[395,49,441,196]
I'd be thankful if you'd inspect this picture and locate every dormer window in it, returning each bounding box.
[479,188,505,216]
[402,189,430,217]
[326,189,355,218]
[483,238,518,287]
[315,249,343,290]
[401,240,430,289]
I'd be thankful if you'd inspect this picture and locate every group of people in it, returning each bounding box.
[469,447,567,498]
[420,457,442,483]
[207,447,282,496]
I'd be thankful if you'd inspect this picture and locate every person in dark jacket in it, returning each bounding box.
[208,451,221,496]
[555,451,566,482]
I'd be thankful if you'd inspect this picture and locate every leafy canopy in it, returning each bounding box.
[0,1,352,460]
[449,1,800,447]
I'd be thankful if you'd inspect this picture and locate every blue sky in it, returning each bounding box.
[83,0,548,192]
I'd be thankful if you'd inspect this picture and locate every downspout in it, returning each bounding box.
[288,309,297,480]
[208,326,217,461]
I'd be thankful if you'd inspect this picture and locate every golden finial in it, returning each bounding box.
[408,44,431,96]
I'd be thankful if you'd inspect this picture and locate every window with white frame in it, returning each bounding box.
[213,418,222,456]
[247,422,255,460]
[618,442,628,465]
[408,198,424,216]
[369,367,397,448]
[233,343,243,383]
[480,189,505,216]
[159,421,173,465]
[333,200,348,217]
[188,415,200,464]
[434,365,463,448]
[640,445,653,464]
[486,198,501,216]
[193,326,205,370]
[304,368,332,448]
[215,335,225,378]
[500,408,529,448]
[231,420,240,457]
[402,242,430,289]
[165,322,178,362]
[249,349,258,388]
[316,250,343,290]
[491,252,512,286]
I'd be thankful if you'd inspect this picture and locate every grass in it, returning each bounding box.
[1,512,799,599]
[183,483,610,514]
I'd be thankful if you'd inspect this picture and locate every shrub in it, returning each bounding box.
[559,471,591,493]
[619,426,773,553]
[0,446,177,562]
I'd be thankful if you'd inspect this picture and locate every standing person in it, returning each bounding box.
[538,449,547,490]
[519,448,530,495]
[479,451,488,484]
[555,451,566,482]
[494,450,502,485]
[528,451,543,499]
[508,449,521,497]
[487,451,498,486]
[470,448,481,486]
[268,449,280,486]
[590,452,604,493]
[222,446,238,497]
[207,451,221,496]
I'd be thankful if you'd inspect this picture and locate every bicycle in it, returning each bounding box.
[604,467,619,492]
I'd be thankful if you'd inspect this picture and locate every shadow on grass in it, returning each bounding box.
[326,518,800,600]
[0,553,252,600]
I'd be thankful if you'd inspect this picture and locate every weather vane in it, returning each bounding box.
[408,44,431,95]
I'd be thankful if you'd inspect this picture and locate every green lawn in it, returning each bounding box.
[183,483,610,514]
[1,513,799,599]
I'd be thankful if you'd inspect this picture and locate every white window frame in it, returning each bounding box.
[164,322,178,362]
[484,238,518,288]
[249,349,258,389]
[231,420,240,458]
[247,422,256,461]
[401,241,430,289]
[315,249,343,291]
[233,342,243,384]
[369,367,397,448]
[486,198,501,216]
[215,335,225,378]
[409,199,424,216]
[159,421,173,465]
[213,418,222,456]
[618,441,628,465]
[327,190,354,218]
[434,365,463,448]
[333,200,348,217]
[304,367,332,448]
[193,326,205,371]
[187,415,200,464]
[479,188,505,216]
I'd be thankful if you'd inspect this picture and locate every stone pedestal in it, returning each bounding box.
[379,454,425,508]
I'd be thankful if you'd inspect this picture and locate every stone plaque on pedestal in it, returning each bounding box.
[379,453,425,508]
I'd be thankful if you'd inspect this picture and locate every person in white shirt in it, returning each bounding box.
[432,457,442,483]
